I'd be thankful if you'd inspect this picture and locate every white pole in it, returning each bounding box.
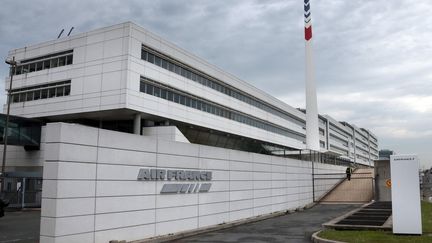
[304,0,320,151]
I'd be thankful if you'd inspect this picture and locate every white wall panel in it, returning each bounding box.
[40,123,345,243]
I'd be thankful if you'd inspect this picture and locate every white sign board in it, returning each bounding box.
[390,154,422,234]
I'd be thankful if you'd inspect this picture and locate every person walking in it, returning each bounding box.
[346,167,352,181]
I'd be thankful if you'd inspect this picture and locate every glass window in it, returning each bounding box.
[167,91,173,101]
[191,99,197,108]
[146,84,153,95]
[186,70,191,79]
[41,89,48,99]
[154,86,160,97]
[19,93,26,102]
[186,97,191,106]
[58,56,66,66]
[15,66,22,75]
[180,95,185,105]
[48,88,56,98]
[140,82,145,92]
[66,55,73,65]
[175,65,181,75]
[29,63,36,72]
[161,89,167,99]
[50,58,58,68]
[12,94,19,103]
[22,65,29,73]
[181,68,186,77]
[64,85,71,96]
[141,50,147,60]
[26,92,33,101]
[148,53,155,63]
[36,62,43,71]
[162,59,168,69]
[168,62,175,72]
[174,93,180,103]
[191,73,196,81]
[56,87,64,97]
[33,90,41,100]
[155,56,161,66]
[43,60,50,70]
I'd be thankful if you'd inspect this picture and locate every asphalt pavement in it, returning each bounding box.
[173,204,360,243]
[0,204,360,243]
[0,210,40,243]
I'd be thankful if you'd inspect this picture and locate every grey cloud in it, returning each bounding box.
[0,0,431,167]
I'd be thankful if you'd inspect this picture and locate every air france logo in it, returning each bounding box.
[137,168,212,194]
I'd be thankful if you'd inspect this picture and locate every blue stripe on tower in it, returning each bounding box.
[304,12,311,19]
[305,0,310,4]
[305,18,311,24]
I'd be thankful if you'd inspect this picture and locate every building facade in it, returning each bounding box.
[2,22,379,242]
[5,22,378,170]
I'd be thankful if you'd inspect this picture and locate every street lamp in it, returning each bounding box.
[1,56,17,193]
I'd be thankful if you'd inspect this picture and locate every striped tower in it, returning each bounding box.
[304,0,320,151]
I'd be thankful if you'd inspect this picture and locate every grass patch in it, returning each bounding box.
[318,201,432,243]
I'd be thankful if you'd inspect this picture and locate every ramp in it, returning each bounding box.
[318,168,374,203]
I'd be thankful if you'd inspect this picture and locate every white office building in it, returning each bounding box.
[2,22,378,242]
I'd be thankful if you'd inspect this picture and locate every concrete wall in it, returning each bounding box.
[40,123,345,243]
[374,160,391,201]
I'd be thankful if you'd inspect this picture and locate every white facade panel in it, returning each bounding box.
[36,123,347,242]
[390,155,422,235]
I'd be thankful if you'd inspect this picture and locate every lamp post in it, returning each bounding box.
[1,56,17,193]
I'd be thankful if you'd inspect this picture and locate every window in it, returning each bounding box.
[155,56,161,66]
[66,55,73,65]
[50,58,58,68]
[26,92,33,101]
[19,93,26,102]
[43,61,50,70]
[139,76,306,142]
[36,62,43,71]
[33,90,41,100]
[15,66,22,75]
[58,56,66,66]
[141,45,305,128]
[41,89,48,99]
[148,53,155,63]
[11,81,71,103]
[12,94,19,103]
[29,63,36,72]
[48,88,56,98]
[64,86,71,96]
[56,87,64,97]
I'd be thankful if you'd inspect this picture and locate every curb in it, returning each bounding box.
[311,230,346,243]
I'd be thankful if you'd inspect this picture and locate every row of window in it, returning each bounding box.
[140,77,305,142]
[330,145,349,156]
[141,45,305,127]
[330,134,348,147]
[11,50,73,76]
[11,81,71,103]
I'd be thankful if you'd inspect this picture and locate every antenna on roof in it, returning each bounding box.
[57,29,65,39]
[67,27,74,36]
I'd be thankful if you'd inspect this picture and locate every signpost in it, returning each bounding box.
[390,154,422,235]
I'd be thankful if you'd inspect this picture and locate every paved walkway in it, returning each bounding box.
[173,204,361,243]
[0,210,40,243]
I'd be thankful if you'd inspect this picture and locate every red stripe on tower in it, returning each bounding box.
[305,26,312,41]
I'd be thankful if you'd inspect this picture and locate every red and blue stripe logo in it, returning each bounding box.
[304,0,312,41]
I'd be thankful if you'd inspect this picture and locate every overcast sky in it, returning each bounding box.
[1,0,431,168]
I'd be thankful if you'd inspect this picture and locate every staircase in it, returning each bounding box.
[320,168,374,203]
